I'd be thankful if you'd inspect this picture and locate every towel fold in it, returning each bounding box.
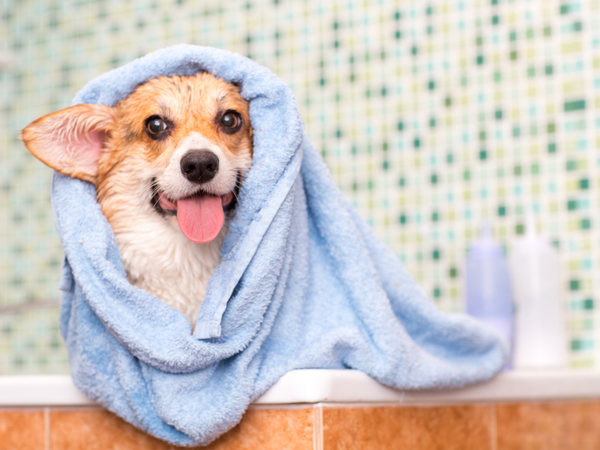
[53,45,507,446]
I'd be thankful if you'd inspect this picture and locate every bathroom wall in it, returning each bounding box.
[1,0,599,374]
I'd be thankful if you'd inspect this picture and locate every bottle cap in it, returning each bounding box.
[469,220,503,257]
[514,213,553,254]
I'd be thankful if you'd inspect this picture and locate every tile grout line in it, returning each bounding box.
[490,404,497,450]
[313,403,323,450]
[44,407,50,450]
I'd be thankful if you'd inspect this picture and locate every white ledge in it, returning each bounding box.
[0,369,599,407]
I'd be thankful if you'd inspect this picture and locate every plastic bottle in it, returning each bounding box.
[465,221,514,368]
[509,215,568,369]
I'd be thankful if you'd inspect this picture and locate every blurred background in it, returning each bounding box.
[0,0,599,374]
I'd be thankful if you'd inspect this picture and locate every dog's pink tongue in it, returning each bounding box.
[177,194,224,244]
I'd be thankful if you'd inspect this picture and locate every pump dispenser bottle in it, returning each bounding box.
[465,222,513,367]
[509,215,568,369]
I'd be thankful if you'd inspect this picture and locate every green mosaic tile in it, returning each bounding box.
[1,0,600,373]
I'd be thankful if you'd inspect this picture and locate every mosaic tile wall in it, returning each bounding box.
[1,0,600,374]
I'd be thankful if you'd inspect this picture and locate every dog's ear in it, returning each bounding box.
[20,104,115,185]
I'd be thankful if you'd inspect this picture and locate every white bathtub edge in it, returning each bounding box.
[1,369,600,407]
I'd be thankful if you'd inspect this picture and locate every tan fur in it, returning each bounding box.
[21,73,253,328]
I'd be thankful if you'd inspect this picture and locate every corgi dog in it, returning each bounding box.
[21,73,253,327]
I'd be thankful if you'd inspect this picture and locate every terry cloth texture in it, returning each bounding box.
[53,45,507,446]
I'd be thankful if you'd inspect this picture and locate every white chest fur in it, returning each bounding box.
[113,211,225,326]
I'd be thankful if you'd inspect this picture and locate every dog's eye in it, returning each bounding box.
[220,111,242,134]
[145,116,168,138]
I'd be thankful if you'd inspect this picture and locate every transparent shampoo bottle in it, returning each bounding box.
[465,222,514,368]
[509,217,568,369]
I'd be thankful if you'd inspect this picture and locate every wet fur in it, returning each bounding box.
[21,74,253,327]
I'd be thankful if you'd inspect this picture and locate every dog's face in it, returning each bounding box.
[21,73,253,244]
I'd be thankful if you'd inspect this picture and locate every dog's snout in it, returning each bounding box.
[180,150,219,184]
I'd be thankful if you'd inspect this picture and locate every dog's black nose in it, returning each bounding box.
[180,150,219,184]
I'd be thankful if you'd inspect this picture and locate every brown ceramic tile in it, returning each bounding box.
[50,408,172,450]
[496,401,600,450]
[321,405,493,450]
[49,406,313,450]
[0,409,46,450]
[205,407,314,450]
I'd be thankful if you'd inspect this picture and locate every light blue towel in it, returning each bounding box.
[53,45,507,446]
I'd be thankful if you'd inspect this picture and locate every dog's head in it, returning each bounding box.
[21,73,253,244]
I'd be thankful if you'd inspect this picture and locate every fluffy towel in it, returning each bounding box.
[53,45,507,446]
